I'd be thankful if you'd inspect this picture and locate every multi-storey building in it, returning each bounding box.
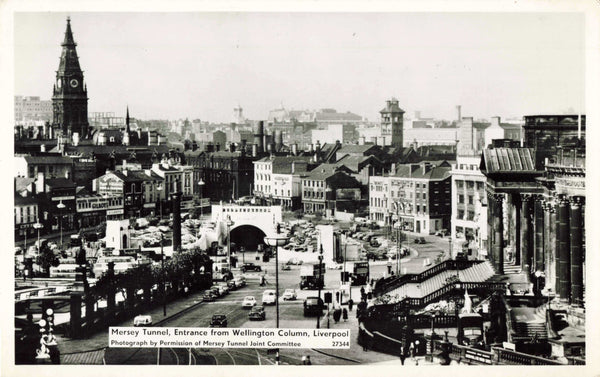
[379,98,404,148]
[14,155,73,180]
[451,155,487,244]
[369,162,451,234]
[14,96,53,122]
[301,165,361,215]
[14,195,39,241]
[253,156,313,210]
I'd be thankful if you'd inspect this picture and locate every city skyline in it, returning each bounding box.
[14,12,584,123]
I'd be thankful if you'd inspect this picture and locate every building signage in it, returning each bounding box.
[143,203,156,208]
[107,209,124,215]
[52,196,75,201]
[336,188,360,200]
[465,349,493,364]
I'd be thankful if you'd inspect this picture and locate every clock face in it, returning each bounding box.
[70,79,79,88]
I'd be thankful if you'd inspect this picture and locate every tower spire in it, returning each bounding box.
[63,17,76,47]
[126,105,131,132]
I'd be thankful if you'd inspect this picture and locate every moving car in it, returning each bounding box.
[282,289,297,301]
[240,262,262,272]
[133,315,152,326]
[281,264,291,271]
[262,289,277,305]
[242,296,257,308]
[303,297,325,316]
[217,282,230,295]
[248,306,266,321]
[414,237,426,244]
[210,285,223,297]
[210,314,228,327]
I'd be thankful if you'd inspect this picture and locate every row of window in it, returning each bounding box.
[457,210,476,221]
[303,191,324,199]
[456,180,484,190]
[222,207,271,213]
[458,195,475,205]
[303,180,325,188]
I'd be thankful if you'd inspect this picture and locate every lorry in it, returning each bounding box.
[299,264,325,290]
[341,261,370,286]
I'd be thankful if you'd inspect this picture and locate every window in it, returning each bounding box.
[458,195,464,204]
[416,205,420,213]
[467,181,475,189]
[467,211,475,221]
[468,195,474,205]
[457,180,464,189]
[423,206,427,213]
[476,182,484,191]
[458,210,465,219]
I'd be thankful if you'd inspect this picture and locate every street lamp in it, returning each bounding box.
[57,201,66,249]
[317,245,324,329]
[264,225,290,366]
[431,313,436,353]
[226,216,235,271]
[33,222,43,256]
[160,232,166,316]
[198,179,205,218]
[264,225,289,329]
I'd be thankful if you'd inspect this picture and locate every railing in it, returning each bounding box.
[369,281,506,317]
[491,347,563,365]
[374,260,482,296]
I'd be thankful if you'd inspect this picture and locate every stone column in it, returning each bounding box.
[570,197,583,306]
[557,197,571,302]
[548,203,557,293]
[513,194,521,266]
[543,201,553,290]
[534,197,544,272]
[520,194,534,273]
[492,194,504,274]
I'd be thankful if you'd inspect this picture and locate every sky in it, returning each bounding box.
[13,12,585,123]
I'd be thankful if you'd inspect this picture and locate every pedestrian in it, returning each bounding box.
[348,298,354,311]
[399,345,405,365]
[409,341,415,359]
[302,355,307,365]
[333,306,342,323]
[305,356,311,365]
[342,308,348,322]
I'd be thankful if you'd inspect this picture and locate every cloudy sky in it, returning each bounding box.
[14,12,584,122]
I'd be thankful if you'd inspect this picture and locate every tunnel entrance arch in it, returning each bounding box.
[229,225,267,251]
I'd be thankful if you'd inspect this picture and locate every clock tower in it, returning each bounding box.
[52,17,89,139]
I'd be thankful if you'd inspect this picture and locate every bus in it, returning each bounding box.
[93,256,137,278]
[49,264,79,278]
[457,313,485,348]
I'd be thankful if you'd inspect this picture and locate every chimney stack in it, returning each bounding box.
[291,143,298,156]
[491,116,501,127]
[275,130,283,152]
[252,144,258,157]
[456,105,462,122]
[359,136,365,145]
[36,172,45,194]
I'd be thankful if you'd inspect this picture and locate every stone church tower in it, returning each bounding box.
[52,17,89,139]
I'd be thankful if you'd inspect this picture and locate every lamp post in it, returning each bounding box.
[161,232,166,316]
[431,313,436,354]
[57,201,66,249]
[264,225,289,366]
[317,245,324,328]
[226,216,234,271]
[198,179,205,218]
[33,222,43,256]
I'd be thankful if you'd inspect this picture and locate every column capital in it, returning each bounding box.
[557,195,570,206]
[569,196,584,208]
[521,194,534,202]
[492,193,504,203]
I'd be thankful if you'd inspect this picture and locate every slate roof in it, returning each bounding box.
[271,156,313,174]
[393,165,451,180]
[482,148,537,173]
[15,177,36,193]
[23,155,73,165]
[15,195,39,206]
[46,178,76,188]
[336,144,378,155]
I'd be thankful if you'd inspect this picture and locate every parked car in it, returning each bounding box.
[262,289,277,305]
[282,289,297,301]
[203,291,217,302]
[217,282,230,295]
[133,315,152,327]
[242,296,257,308]
[248,306,266,321]
[210,314,228,327]
[303,297,325,316]
[227,279,237,290]
[414,237,426,244]
[281,264,291,271]
[240,262,262,272]
[233,276,246,288]
[435,229,450,237]
[210,285,224,297]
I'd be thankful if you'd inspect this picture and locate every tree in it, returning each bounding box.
[36,245,59,277]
